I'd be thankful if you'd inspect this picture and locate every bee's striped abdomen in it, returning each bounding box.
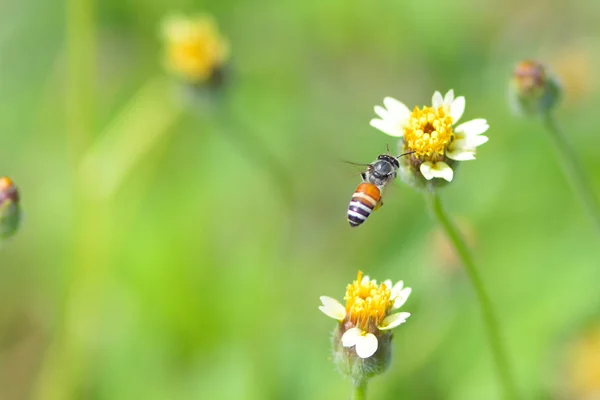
[347,182,381,227]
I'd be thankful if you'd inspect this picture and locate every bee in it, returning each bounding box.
[347,151,413,227]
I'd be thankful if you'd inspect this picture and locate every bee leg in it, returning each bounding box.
[374,199,383,211]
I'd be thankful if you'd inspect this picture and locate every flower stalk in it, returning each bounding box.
[353,381,367,400]
[541,112,600,235]
[425,190,518,400]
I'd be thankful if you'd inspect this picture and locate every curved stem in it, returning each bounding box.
[352,381,367,400]
[425,191,519,400]
[542,112,600,235]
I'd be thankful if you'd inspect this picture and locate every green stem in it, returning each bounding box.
[542,112,600,235]
[213,106,294,208]
[425,191,518,400]
[352,381,367,400]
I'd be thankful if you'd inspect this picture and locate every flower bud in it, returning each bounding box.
[510,60,561,116]
[331,323,393,387]
[319,272,412,386]
[0,177,21,240]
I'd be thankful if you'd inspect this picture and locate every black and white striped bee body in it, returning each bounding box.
[347,153,409,227]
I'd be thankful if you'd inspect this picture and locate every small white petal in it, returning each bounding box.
[446,148,476,161]
[318,296,346,320]
[432,91,443,108]
[383,279,393,290]
[454,135,489,149]
[383,97,410,120]
[354,333,379,358]
[419,161,435,180]
[420,161,453,182]
[341,327,362,347]
[370,118,404,137]
[455,118,489,136]
[444,89,454,107]
[437,162,454,182]
[393,287,412,309]
[379,312,411,330]
[374,105,389,120]
[361,275,371,285]
[451,96,465,123]
[420,161,454,181]
[390,280,404,298]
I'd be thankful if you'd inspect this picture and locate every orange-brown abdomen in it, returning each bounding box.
[347,183,381,227]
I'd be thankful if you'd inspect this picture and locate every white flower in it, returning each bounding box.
[319,272,412,359]
[370,90,489,182]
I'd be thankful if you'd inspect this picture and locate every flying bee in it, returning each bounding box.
[347,151,413,227]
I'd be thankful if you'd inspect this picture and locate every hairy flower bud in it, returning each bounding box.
[510,60,561,116]
[319,272,411,386]
[0,177,21,240]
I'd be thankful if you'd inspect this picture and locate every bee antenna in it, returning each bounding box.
[386,143,391,154]
[396,151,416,159]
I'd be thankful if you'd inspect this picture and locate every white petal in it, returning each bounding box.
[318,296,346,320]
[444,89,454,107]
[432,91,443,108]
[393,287,412,309]
[420,161,453,182]
[446,148,476,161]
[383,279,393,290]
[361,275,371,285]
[374,105,389,120]
[341,327,362,347]
[379,312,411,330]
[383,97,410,120]
[420,161,454,181]
[354,333,379,358]
[390,280,404,298]
[419,161,435,180]
[454,118,489,136]
[450,96,465,123]
[454,135,489,149]
[370,118,404,137]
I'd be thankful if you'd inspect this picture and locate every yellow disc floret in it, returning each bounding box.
[344,271,393,331]
[404,106,454,159]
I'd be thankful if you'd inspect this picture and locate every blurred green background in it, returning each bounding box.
[1,0,600,398]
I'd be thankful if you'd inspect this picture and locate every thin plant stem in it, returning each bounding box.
[352,381,367,400]
[216,111,294,208]
[425,191,519,400]
[34,0,96,397]
[542,112,600,235]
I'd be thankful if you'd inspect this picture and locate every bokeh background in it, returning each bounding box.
[1,0,600,399]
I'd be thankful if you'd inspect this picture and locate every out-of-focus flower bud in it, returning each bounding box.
[510,60,561,116]
[0,177,21,240]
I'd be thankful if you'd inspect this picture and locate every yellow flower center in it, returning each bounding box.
[403,106,454,159]
[163,16,229,83]
[343,271,393,331]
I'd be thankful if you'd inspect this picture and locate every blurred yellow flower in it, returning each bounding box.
[161,14,230,83]
[370,90,489,183]
[564,325,600,399]
[319,271,411,359]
